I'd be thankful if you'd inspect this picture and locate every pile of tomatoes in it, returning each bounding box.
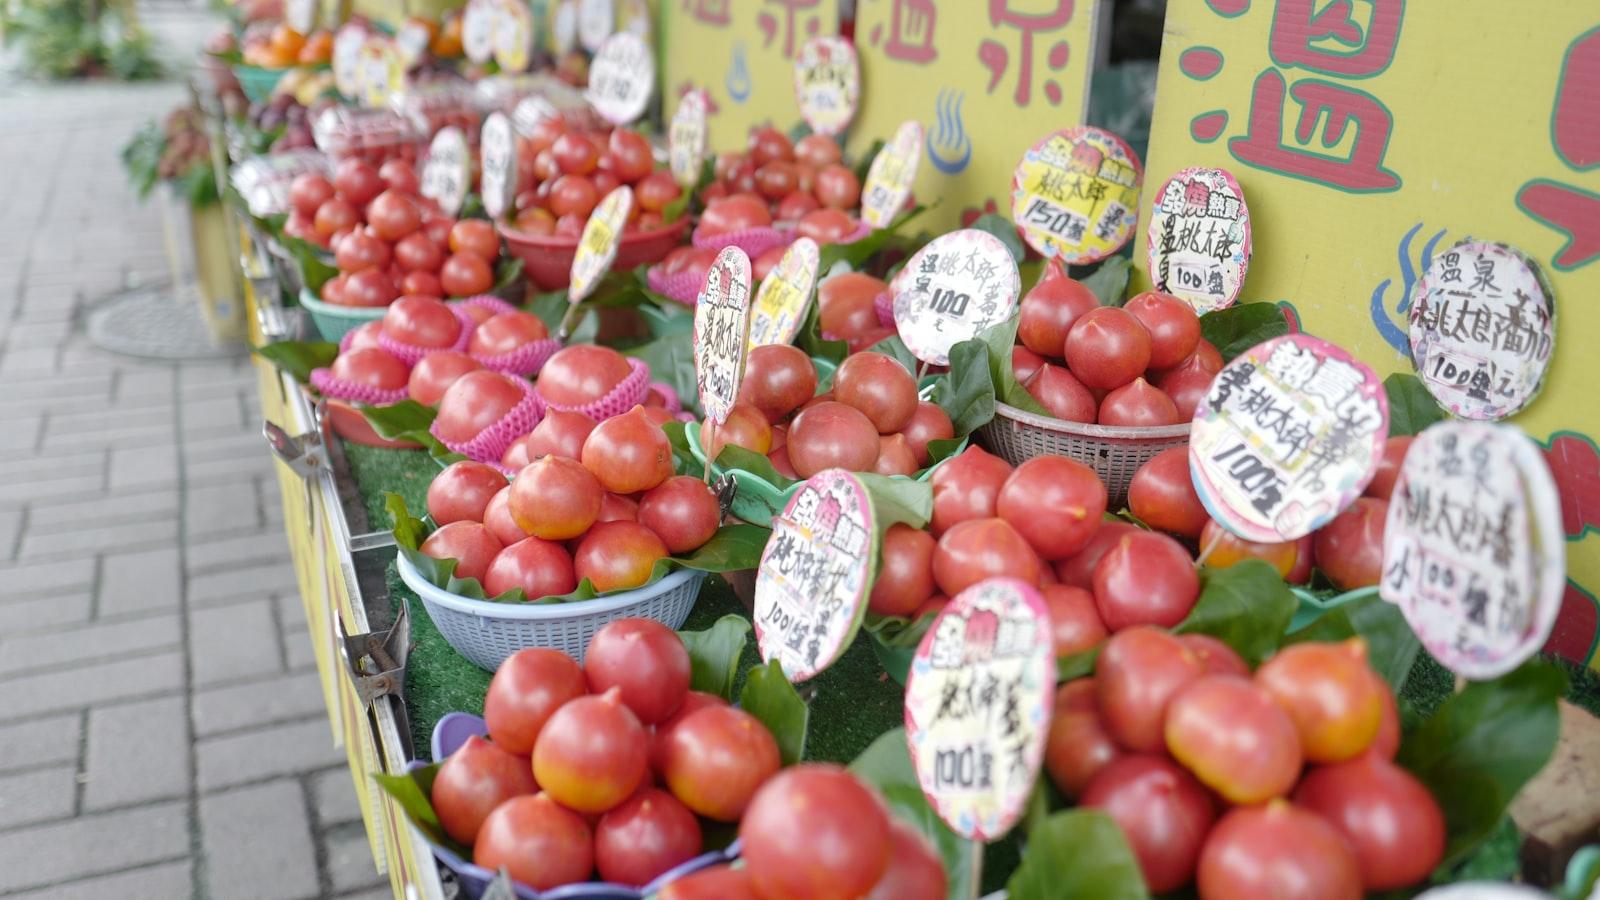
[286,158,507,307]
[707,127,863,234]
[506,119,683,239]
[1049,629,1443,896]
[239,23,331,68]
[1014,261,1218,428]
[328,296,548,401]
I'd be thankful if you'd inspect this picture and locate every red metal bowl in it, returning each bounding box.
[326,399,422,450]
[497,216,691,291]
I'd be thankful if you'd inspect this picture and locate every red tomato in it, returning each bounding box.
[592,170,621,198]
[1197,802,1363,900]
[931,518,1041,597]
[786,401,880,478]
[515,206,557,235]
[795,208,856,244]
[1125,291,1202,370]
[509,455,603,540]
[406,351,479,406]
[473,794,594,890]
[440,252,493,297]
[1255,638,1384,763]
[995,456,1107,560]
[378,158,420,194]
[334,230,391,274]
[1045,679,1122,797]
[1165,675,1304,804]
[1179,633,1250,677]
[419,521,502,581]
[313,198,359,238]
[426,460,506,525]
[1093,529,1200,630]
[393,232,443,273]
[1081,754,1216,893]
[1017,257,1100,357]
[343,320,384,351]
[433,370,527,445]
[1098,377,1182,427]
[574,520,670,592]
[816,272,886,340]
[383,295,461,347]
[400,269,442,298]
[594,789,702,887]
[637,476,722,555]
[1313,497,1387,590]
[814,164,861,210]
[1095,626,1203,752]
[289,173,335,217]
[755,161,800,199]
[449,219,500,260]
[469,311,549,357]
[864,819,947,900]
[554,213,585,238]
[699,195,773,235]
[776,190,820,221]
[1065,307,1153,390]
[582,406,674,495]
[1041,584,1107,657]
[367,190,421,241]
[484,537,578,599]
[334,157,384,205]
[533,689,650,814]
[584,618,691,725]
[868,523,937,617]
[552,132,600,175]
[1294,753,1446,891]
[430,735,537,846]
[929,445,1014,535]
[746,126,795,165]
[900,402,954,467]
[795,134,843,168]
[484,647,585,755]
[549,174,600,219]
[635,171,682,213]
[832,351,917,432]
[739,765,890,900]
[1128,446,1208,539]
[330,347,408,390]
[607,128,654,182]
[340,269,397,308]
[523,408,598,461]
[423,215,453,246]
[1024,363,1098,424]
[537,344,634,407]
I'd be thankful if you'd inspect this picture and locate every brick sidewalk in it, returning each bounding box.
[0,84,385,899]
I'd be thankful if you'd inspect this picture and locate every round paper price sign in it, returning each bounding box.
[357,37,403,109]
[754,470,876,683]
[668,90,708,188]
[889,229,1021,367]
[421,127,472,218]
[493,0,534,73]
[1381,421,1564,680]
[462,0,496,64]
[578,0,615,52]
[792,37,859,138]
[904,577,1054,841]
[861,121,922,230]
[587,32,654,126]
[620,0,651,38]
[1146,167,1252,314]
[1012,126,1143,264]
[749,238,820,348]
[1189,334,1389,543]
[332,24,368,100]
[396,19,432,68]
[693,247,754,426]
[287,0,316,36]
[552,0,578,55]
[479,113,517,221]
[569,185,633,304]
[1408,241,1555,422]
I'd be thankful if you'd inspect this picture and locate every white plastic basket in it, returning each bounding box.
[396,553,707,671]
[979,401,1190,509]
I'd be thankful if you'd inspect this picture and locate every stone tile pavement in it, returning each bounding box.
[0,81,387,899]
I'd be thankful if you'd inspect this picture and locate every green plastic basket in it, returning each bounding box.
[1288,584,1381,632]
[233,65,288,103]
[299,288,387,342]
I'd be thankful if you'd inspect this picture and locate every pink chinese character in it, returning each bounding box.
[964,609,999,662]
[868,0,937,65]
[1069,140,1102,173]
[1269,0,1403,77]
[683,0,730,27]
[757,0,822,59]
[977,0,1074,107]
[1183,179,1211,215]
[1229,70,1401,193]
[814,494,841,533]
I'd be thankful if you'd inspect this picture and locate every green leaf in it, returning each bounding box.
[371,765,470,858]
[673,524,771,573]
[662,420,704,476]
[1056,644,1100,682]
[252,340,338,384]
[976,315,1050,415]
[970,213,1025,265]
[1398,659,1567,867]
[625,330,700,417]
[385,491,429,552]
[818,204,929,274]
[850,728,981,900]
[663,157,715,223]
[716,442,798,489]
[797,297,850,365]
[786,119,814,142]
[280,233,338,292]
[1177,561,1298,666]
[856,472,932,536]
[1384,372,1447,437]
[1008,810,1150,900]
[862,335,920,374]
[936,337,998,438]
[360,400,436,439]
[739,660,809,766]
[489,256,527,303]
[1081,257,1132,307]
[1284,593,1421,691]
[678,615,753,700]
[1198,302,1290,362]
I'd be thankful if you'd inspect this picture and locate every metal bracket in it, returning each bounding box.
[712,472,740,520]
[263,418,328,479]
[337,603,413,743]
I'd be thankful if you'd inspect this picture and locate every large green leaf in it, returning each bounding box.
[1398,659,1566,867]
[661,420,703,476]
[739,660,809,766]
[862,334,921,374]
[1007,810,1150,900]
[371,765,468,857]
[797,297,850,365]
[716,442,798,489]
[849,728,981,900]
[362,400,437,438]
[280,233,338,292]
[970,213,1026,266]
[1283,593,1421,690]
[935,337,998,438]
[625,330,699,418]
[1176,561,1298,666]
[1198,302,1290,362]
[674,524,772,573]
[678,614,752,701]
[976,315,1050,415]
[1384,372,1447,437]
[857,472,933,537]
[1082,256,1132,308]
[253,340,337,384]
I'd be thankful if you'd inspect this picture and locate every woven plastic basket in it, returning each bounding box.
[397,553,706,671]
[978,401,1189,509]
[299,288,388,343]
[232,65,287,103]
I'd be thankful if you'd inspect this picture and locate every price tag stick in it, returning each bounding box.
[555,304,583,344]
[702,451,713,485]
[916,359,930,381]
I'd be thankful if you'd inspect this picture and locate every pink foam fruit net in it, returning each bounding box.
[431,377,546,465]
[309,367,412,406]
[646,264,703,306]
[378,306,475,367]
[538,356,652,421]
[692,224,795,260]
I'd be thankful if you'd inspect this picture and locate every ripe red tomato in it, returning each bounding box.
[383,295,461,348]
[1370,672,1401,759]
[515,206,556,235]
[754,161,800,200]
[738,344,818,423]
[1024,363,1098,423]
[598,492,639,523]
[833,352,917,433]
[996,456,1107,560]
[339,269,397,308]
[739,764,891,900]
[1156,357,1215,421]
[1256,638,1383,763]
[658,864,760,900]
[594,788,703,887]
[554,212,585,238]
[929,445,1014,535]
[509,455,602,540]
[796,208,856,244]
[1365,436,1412,501]
[584,618,691,725]
[319,273,347,304]
[776,190,820,221]
[1053,520,1138,588]
[483,647,586,755]
[329,347,408,390]
[1065,307,1153,390]
[1042,584,1107,657]
[606,128,655,182]
[662,705,781,821]
[407,351,479,406]
[1200,518,1302,579]
[334,158,384,205]
[426,460,506,525]
[1178,633,1250,677]
[700,403,774,459]
[419,521,502,582]
[367,190,421,241]
[448,219,499,260]
[343,320,384,352]
[1094,530,1200,630]
[533,688,648,814]
[574,520,670,592]
[1081,754,1216,893]
[393,232,443,273]
[1128,446,1208,539]
[1095,626,1203,752]
[439,252,493,297]
[484,537,577,599]
[633,171,682,214]
[378,158,419,194]
[1165,674,1303,804]
[1197,801,1363,900]
[522,409,597,462]
[873,434,918,476]
[582,406,674,495]
[1124,291,1202,370]
[864,819,947,900]
[650,690,729,776]
[313,197,360,238]
[816,272,886,340]
[1018,258,1100,357]
[423,215,454,247]
[795,134,843,168]
[1313,497,1387,590]
[1045,679,1122,796]
[551,132,600,175]
[1294,753,1445,890]
[289,173,335,217]
[548,174,600,219]
[747,126,795,165]
[638,476,722,555]
[430,735,538,846]
[401,269,443,298]
[1012,345,1046,383]
[814,164,861,210]
[537,344,634,407]
[469,311,549,357]
[1099,377,1182,427]
[787,401,881,478]
[474,793,594,890]
[900,402,954,467]
[433,370,527,445]
[932,518,1041,597]
[868,523,937,617]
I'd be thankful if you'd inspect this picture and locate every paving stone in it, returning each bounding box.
[197,716,342,792]
[83,694,188,809]
[0,346,59,377]
[184,451,278,486]
[200,780,320,900]
[0,470,104,504]
[0,801,188,893]
[312,766,363,827]
[3,860,192,900]
[190,599,283,686]
[0,415,42,451]
[0,712,80,773]
[0,764,77,826]
[0,651,183,721]
[0,611,180,676]
[0,557,97,597]
[20,516,177,560]
[276,591,307,632]
[98,545,179,617]
[113,368,174,401]
[184,480,261,536]
[189,561,300,607]
[181,394,246,433]
[193,670,329,738]
[29,487,179,532]
[186,528,292,574]
[284,625,318,671]
[107,444,180,491]
[0,592,92,635]
[325,821,385,893]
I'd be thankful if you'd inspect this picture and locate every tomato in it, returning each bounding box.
[1011,346,1047,384]
[1065,307,1153,390]
[776,190,820,221]
[329,347,409,390]
[1095,626,1203,752]
[1124,291,1201,370]
[1045,679,1122,796]
[1199,518,1301,580]
[289,173,335,217]
[833,352,917,433]
[508,455,602,540]
[474,793,594,890]
[420,521,502,582]
[440,252,494,297]
[537,344,634,407]
[533,688,648,813]
[334,158,384,205]
[406,351,478,406]
[429,734,537,846]
[1165,675,1302,804]
[1178,633,1250,677]
[658,864,760,900]
[343,320,385,352]
[515,206,556,235]
[700,403,774,459]
[1197,801,1363,900]
[865,819,947,900]
[700,195,773,235]
[638,476,722,554]
[393,232,443,273]
[649,690,729,775]
[747,126,795,165]
[527,116,567,154]
[1099,377,1181,427]
[932,518,1041,597]
[548,174,600,219]
[1313,497,1387,590]
[796,208,856,244]
[449,219,500,260]
[1053,520,1138,588]
[484,647,587,755]
[1082,754,1216,893]
[313,197,359,238]
[1366,436,1412,501]
[594,788,702,887]
[1256,638,1383,763]
[378,158,419,194]
[582,406,674,494]
[522,409,597,461]
[575,520,670,592]
[1294,753,1444,891]
[423,215,454,246]
[740,764,891,900]
[1156,356,1216,421]
[787,401,881,477]
[661,705,781,821]
[634,171,681,213]
[814,272,883,339]
[606,128,655,183]
[738,344,818,422]
[484,537,578,600]
[1128,446,1208,539]
[367,190,421,241]
[929,445,1014,535]
[599,492,639,523]
[399,269,441,298]
[754,161,800,200]
[584,618,691,725]
[1018,258,1101,357]
[795,134,843,168]
[1370,672,1401,759]
[1042,584,1107,657]
[814,164,861,210]
[469,311,549,358]
[899,402,954,467]
[554,212,585,238]
[426,460,506,525]
[996,456,1107,560]
[319,273,347,304]
[338,269,397,308]
[1021,363,1096,424]
[868,523,937,617]
[434,370,528,445]
[873,434,918,476]
[552,132,600,175]
[768,445,798,478]
[1094,530,1200,630]
[383,295,461,347]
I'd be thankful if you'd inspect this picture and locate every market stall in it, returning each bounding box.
[170,0,1600,896]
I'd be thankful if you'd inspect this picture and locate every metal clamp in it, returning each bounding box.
[337,602,412,708]
[263,418,328,478]
[712,473,740,519]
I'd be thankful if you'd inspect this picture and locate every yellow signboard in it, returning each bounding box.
[850,0,1105,232]
[659,1,842,152]
[1139,0,1600,667]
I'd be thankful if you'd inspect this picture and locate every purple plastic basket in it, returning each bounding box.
[404,713,741,900]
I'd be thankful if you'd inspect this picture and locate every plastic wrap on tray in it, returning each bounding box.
[229,149,332,217]
[389,78,482,142]
[477,72,599,128]
[311,105,426,168]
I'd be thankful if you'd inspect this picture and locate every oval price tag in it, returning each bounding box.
[693,247,754,426]
[587,32,654,126]
[287,0,316,36]
[793,37,859,138]
[552,0,578,55]
[357,37,404,109]
[754,469,877,683]
[861,120,922,230]
[1381,421,1564,680]
[493,0,534,73]
[421,127,472,218]
[1146,167,1252,314]
[462,0,496,64]
[1012,126,1143,264]
[904,577,1054,841]
[479,112,517,221]
[889,229,1022,367]
[569,185,633,305]
[668,90,708,188]
[332,23,368,100]
[396,19,432,68]
[1189,334,1389,542]
[578,0,615,52]
[1408,240,1555,422]
[749,238,821,348]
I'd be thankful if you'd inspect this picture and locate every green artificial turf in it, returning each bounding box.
[341,441,434,534]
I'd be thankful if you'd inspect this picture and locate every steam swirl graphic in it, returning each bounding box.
[926,88,972,175]
[1369,222,1447,355]
[726,42,751,103]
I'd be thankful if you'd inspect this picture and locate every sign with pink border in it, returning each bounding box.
[668,90,709,189]
[861,121,922,230]
[587,32,655,126]
[749,237,820,348]
[889,229,1021,367]
[569,185,633,305]
[1011,126,1143,264]
[1146,167,1252,313]
[1189,334,1388,542]
[792,37,859,138]
[693,246,754,426]
[904,577,1053,842]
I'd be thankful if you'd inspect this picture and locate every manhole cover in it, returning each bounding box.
[86,287,240,360]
